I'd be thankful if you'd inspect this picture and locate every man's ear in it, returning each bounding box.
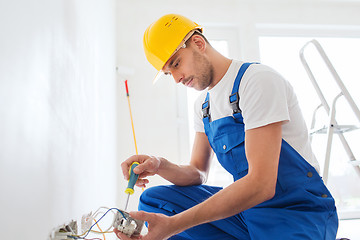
[190,35,206,52]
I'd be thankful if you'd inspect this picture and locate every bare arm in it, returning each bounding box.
[124,122,282,240]
[121,132,213,187]
[157,132,213,185]
[116,122,282,240]
[169,122,282,233]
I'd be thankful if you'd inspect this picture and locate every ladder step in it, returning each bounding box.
[310,124,360,135]
[349,160,360,166]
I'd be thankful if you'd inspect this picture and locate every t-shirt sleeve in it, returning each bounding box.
[239,69,290,131]
[193,93,206,133]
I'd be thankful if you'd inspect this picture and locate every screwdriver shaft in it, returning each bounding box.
[124,193,130,211]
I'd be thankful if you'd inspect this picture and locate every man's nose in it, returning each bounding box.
[172,72,183,84]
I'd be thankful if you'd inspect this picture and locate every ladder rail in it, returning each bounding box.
[309,104,323,143]
[299,39,360,182]
[300,39,360,122]
[323,93,342,184]
[299,43,330,113]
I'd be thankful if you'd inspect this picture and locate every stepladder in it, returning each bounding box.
[299,39,360,185]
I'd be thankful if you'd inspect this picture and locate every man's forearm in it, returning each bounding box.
[157,157,206,186]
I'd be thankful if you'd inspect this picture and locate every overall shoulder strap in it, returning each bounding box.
[229,62,259,115]
[202,92,210,123]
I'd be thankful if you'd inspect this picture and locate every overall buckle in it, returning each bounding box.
[202,101,211,119]
[229,92,241,114]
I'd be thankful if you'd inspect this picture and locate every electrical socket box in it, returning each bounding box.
[80,211,93,234]
[48,208,143,240]
[48,220,78,240]
[113,210,144,238]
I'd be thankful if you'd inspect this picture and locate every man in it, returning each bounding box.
[115,14,338,240]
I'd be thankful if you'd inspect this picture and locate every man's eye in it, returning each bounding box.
[174,61,179,68]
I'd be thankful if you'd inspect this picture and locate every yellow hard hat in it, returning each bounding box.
[143,14,203,71]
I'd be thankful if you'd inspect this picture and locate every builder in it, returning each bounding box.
[116,14,338,240]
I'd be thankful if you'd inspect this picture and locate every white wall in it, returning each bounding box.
[1,0,360,238]
[116,0,360,208]
[0,0,117,239]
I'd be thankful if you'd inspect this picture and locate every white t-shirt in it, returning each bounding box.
[194,60,320,172]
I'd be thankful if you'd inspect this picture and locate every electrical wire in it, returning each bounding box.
[77,206,116,236]
[70,208,126,239]
[93,218,106,240]
[93,206,110,216]
[125,80,138,155]
[90,230,113,234]
[92,208,118,233]
[124,80,145,192]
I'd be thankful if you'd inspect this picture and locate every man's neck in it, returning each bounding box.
[208,55,232,90]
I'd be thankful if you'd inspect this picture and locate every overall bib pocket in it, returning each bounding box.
[212,130,248,178]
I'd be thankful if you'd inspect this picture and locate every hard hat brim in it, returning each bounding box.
[152,70,174,84]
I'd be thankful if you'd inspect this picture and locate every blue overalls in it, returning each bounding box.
[139,63,338,239]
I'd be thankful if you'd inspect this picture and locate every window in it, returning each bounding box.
[259,36,360,220]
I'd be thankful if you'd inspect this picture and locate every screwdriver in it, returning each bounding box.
[124,161,140,211]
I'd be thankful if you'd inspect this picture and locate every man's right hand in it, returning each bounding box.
[121,155,162,188]
[122,133,213,187]
[114,211,178,240]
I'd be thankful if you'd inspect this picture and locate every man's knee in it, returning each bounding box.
[138,185,171,211]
